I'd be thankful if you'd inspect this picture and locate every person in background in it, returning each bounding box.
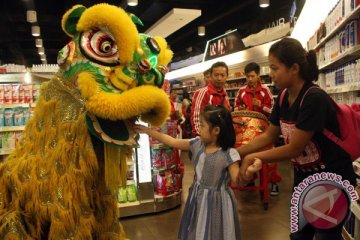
[181,90,192,138]
[234,62,280,195]
[191,61,230,136]
[134,105,261,240]
[203,68,212,86]
[234,62,273,117]
[169,88,180,120]
[238,38,357,240]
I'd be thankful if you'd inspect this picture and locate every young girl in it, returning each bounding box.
[134,105,261,240]
[238,38,357,240]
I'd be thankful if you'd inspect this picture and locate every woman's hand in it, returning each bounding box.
[245,158,262,179]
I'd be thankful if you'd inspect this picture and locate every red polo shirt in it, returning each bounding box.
[234,82,273,116]
[190,82,230,135]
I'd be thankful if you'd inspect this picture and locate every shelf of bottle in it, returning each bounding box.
[0,149,14,156]
[326,83,360,93]
[118,200,141,208]
[319,45,360,71]
[0,126,25,132]
[313,5,360,50]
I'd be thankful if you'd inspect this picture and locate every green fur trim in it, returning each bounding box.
[64,6,86,36]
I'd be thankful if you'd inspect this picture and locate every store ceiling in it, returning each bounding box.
[0,0,303,67]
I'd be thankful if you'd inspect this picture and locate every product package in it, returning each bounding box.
[0,85,4,104]
[13,107,24,126]
[2,132,15,150]
[15,131,23,146]
[0,108,4,127]
[4,108,14,126]
[4,85,12,104]
[11,84,20,104]
[23,84,33,103]
[117,187,128,203]
[126,184,137,202]
[151,148,162,169]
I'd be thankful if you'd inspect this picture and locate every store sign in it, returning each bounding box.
[203,30,245,61]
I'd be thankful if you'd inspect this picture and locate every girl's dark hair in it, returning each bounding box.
[269,38,319,82]
[200,105,235,150]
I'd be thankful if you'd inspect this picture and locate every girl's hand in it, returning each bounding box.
[239,154,257,181]
[133,124,150,134]
[245,158,262,179]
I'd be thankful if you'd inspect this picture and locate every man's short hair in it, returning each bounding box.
[210,61,229,75]
[203,68,211,76]
[244,62,260,75]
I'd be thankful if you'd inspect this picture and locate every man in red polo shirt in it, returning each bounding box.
[234,62,273,117]
[190,61,230,136]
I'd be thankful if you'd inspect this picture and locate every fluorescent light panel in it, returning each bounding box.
[145,8,201,38]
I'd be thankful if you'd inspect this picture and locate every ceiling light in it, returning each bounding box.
[198,26,205,36]
[127,0,138,6]
[26,10,37,23]
[38,47,45,55]
[32,26,40,36]
[40,54,46,60]
[259,0,270,8]
[35,38,43,47]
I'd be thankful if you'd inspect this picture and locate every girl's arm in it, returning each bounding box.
[229,158,262,185]
[237,124,281,157]
[239,128,314,178]
[134,124,190,151]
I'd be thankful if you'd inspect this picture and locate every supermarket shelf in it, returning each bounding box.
[0,126,25,132]
[227,77,246,82]
[313,5,360,50]
[351,201,360,220]
[0,103,30,108]
[225,87,240,91]
[326,84,360,94]
[117,201,140,208]
[0,149,14,156]
[0,72,54,83]
[319,45,360,71]
[155,190,182,201]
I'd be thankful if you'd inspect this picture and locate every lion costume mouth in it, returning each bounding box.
[84,84,170,146]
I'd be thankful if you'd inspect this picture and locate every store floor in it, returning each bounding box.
[121,153,294,240]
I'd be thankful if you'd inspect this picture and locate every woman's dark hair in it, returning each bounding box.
[210,61,229,75]
[200,105,235,150]
[269,38,319,82]
[244,62,260,75]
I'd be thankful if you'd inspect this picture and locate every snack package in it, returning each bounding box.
[164,170,174,194]
[4,108,14,126]
[0,85,4,104]
[0,108,4,127]
[117,187,128,203]
[172,169,183,192]
[33,84,41,102]
[155,173,167,196]
[4,85,12,103]
[2,132,15,150]
[13,107,24,126]
[162,148,176,168]
[151,148,162,169]
[23,108,31,124]
[15,131,23,146]
[23,84,33,103]
[126,184,137,202]
[18,84,24,103]
[12,84,20,104]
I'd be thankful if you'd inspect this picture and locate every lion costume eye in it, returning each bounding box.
[80,29,119,66]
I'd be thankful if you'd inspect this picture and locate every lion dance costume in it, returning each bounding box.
[0,4,173,239]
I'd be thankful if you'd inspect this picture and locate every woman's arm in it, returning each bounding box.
[239,128,314,178]
[237,124,281,157]
[134,125,190,151]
